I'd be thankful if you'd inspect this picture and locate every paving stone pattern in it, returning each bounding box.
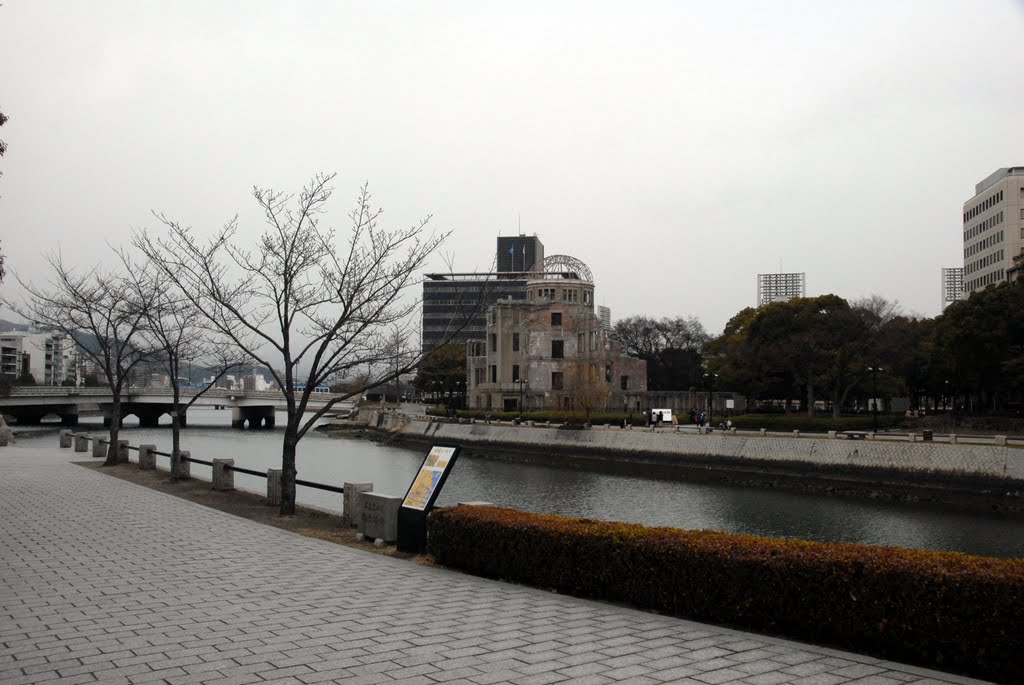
[1,446,990,684]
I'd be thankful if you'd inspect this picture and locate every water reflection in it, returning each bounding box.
[12,408,1024,559]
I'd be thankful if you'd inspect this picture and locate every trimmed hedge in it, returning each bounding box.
[425,408,647,425]
[428,506,1024,683]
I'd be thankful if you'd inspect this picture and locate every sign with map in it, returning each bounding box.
[401,445,460,511]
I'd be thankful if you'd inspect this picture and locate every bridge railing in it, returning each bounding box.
[6,385,352,402]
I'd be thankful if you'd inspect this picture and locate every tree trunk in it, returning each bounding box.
[279,421,299,516]
[104,395,122,466]
[806,368,815,417]
[170,411,182,480]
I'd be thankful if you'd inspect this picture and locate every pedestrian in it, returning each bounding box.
[645,408,652,427]
[656,410,663,427]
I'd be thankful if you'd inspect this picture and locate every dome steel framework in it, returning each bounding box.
[528,254,593,283]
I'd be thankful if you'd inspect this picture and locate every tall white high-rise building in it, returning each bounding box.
[962,167,1024,295]
[756,272,806,306]
[598,305,611,331]
[941,267,964,310]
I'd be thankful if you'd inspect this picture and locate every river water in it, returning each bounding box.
[11,408,1024,559]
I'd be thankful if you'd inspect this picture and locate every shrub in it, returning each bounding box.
[428,506,1024,683]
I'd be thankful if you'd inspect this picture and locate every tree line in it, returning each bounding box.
[613,286,1024,418]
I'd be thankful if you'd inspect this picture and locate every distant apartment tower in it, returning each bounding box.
[757,272,806,306]
[962,167,1024,295]
[496,235,544,273]
[598,305,611,332]
[422,235,545,351]
[941,267,964,310]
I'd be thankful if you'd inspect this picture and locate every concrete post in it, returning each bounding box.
[74,433,89,452]
[827,430,837,440]
[0,432,7,447]
[117,440,129,463]
[92,438,106,458]
[212,458,235,491]
[177,450,191,480]
[949,434,958,444]
[267,469,282,506]
[139,444,156,470]
[760,428,767,436]
[994,435,1008,446]
[730,427,737,435]
[793,430,800,438]
[868,432,877,440]
[343,482,373,527]
[907,433,916,443]
[59,430,73,448]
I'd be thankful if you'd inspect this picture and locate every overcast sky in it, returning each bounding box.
[2,1,1023,335]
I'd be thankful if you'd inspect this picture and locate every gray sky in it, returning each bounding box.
[2,1,1023,334]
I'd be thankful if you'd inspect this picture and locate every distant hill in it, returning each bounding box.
[0,319,30,333]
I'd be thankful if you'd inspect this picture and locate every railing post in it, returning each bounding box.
[139,444,156,470]
[343,482,373,527]
[267,469,282,506]
[177,450,191,480]
[212,458,234,491]
[74,433,89,452]
[92,438,106,458]
[59,430,73,448]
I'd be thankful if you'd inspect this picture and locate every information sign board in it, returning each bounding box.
[397,443,461,553]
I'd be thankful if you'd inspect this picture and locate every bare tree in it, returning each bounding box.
[3,253,155,464]
[567,362,610,424]
[132,268,244,479]
[136,174,449,515]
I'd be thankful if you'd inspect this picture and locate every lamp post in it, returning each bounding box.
[702,372,718,429]
[516,378,529,414]
[867,367,883,433]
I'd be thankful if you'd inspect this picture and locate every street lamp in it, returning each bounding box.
[516,377,529,414]
[702,373,718,429]
[867,367,883,433]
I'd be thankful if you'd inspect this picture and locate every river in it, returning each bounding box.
[10,407,1024,559]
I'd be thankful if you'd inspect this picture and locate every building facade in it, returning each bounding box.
[467,255,646,413]
[0,330,76,385]
[421,236,545,351]
[496,234,544,273]
[756,272,806,306]
[941,267,964,310]
[962,167,1024,295]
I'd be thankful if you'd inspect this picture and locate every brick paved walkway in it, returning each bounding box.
[0,446,989,685]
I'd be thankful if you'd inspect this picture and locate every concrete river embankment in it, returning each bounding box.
[357,410,1024,510]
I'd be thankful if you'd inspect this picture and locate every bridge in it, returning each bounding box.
[0,386,353,429]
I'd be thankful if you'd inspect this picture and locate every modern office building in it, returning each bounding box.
[0,329,76,385]
[941,267,964,310]
[496,234,544,273]
[756,272,806,306]
[466,255,646,412]
[422,235,545,351]
[598,305,612,332]
[962,167,1024,295]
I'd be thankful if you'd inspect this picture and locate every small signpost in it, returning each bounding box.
[396,443,461,553]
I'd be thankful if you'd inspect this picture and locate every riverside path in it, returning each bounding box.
[0,446,987,685]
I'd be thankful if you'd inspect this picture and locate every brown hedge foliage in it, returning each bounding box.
[428,506,1024,683]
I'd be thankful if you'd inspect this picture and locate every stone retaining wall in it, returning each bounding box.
[366,411,1024,483]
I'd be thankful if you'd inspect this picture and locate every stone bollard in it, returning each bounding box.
[827,430,837,440]
[994,435,1008,446]
[730,427,737,435]
[59,430,73,448]
[176,450,191,480]
[760,428,767,436]
[358,492,402,544]
[139,444,156,470]
[907,433,916,443]
[92,438,106,458]
[0,432,7,447]
[212,459,235,491]
[117,440,129,463]
[266,469,282,506]
[793,430,800,438]
[949,434,958,444]
[868,432,876,440]
[344,482,374,527]
[74,433,89,452]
